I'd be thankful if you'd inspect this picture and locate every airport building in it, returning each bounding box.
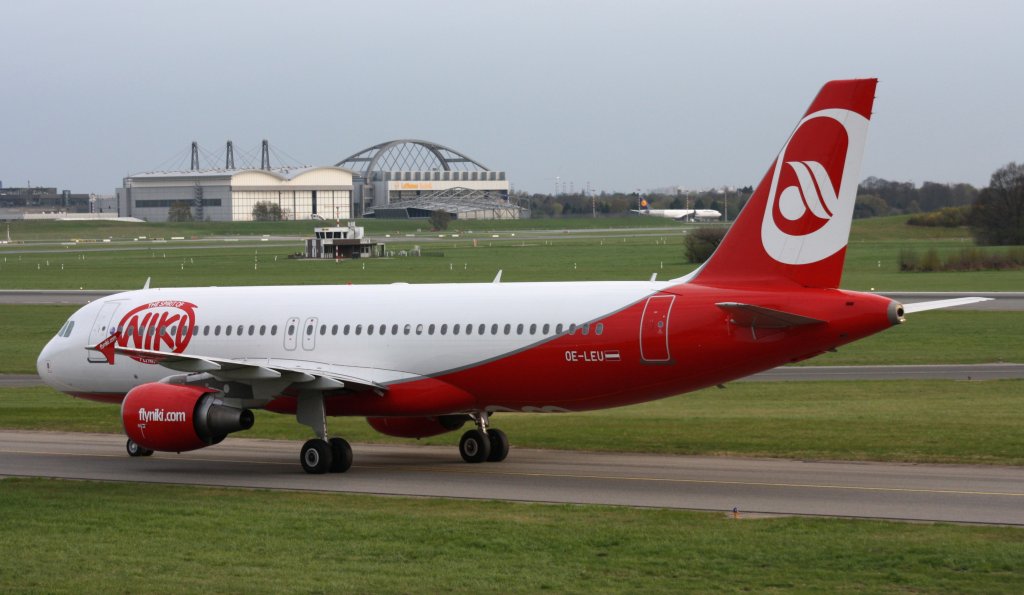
[337,139,525,220]
[117,139,522,222]
[118,167,354,222]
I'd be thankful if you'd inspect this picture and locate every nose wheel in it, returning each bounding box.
[126,438,154,457]
[459,413,509,463]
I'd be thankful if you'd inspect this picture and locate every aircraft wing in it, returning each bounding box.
[902,296,993,314]
[111,346,388,392]
[716,302,825,329]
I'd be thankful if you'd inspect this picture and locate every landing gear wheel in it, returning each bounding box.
[126,438,153,457]
[486,428,509,462]
[300,439,333,474]
[328,437,353,473]
[459,429,491,463]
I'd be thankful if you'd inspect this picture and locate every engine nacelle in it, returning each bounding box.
[121,383,254,452]
[367,415,469,439]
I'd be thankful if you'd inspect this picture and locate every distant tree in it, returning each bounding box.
[683,227,728,263]
[853,194,890,219]
[167,201,193,222]
[970,162,1024,246]
[429,209,452,230]
[252,201,283,221]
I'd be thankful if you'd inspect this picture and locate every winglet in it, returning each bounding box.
[88,334,119,365]
[493,270,503,283]
[143,277,151,290]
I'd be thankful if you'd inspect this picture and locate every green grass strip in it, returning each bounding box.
[0,478,1021,593]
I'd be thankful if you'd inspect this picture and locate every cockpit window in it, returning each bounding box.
[56,319,74,337]
[57,320,75,338]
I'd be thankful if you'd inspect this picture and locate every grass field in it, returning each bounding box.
[1,478,1021,593]
[3,215,1023,291]
[5,379,1023,464]
[3,305,1019,375]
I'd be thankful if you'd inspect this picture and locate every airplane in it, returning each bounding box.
[37,79,989,474]
[631,199,722,221]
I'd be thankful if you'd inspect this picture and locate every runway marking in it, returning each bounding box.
[356,464,1024,498]
[3,447,1023,498]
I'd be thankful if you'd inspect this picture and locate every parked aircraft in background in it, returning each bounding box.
[37,79,987,474]
[632,198,722,221]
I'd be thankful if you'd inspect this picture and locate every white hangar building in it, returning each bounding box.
[117,166,353,222]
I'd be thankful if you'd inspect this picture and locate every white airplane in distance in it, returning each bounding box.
[37,79,989,475]
[631,199,722,221]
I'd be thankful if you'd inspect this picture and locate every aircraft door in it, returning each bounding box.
[284,317,299,351]
[639,295,674,363]
[87,301,125,362]
[302,317,319,351]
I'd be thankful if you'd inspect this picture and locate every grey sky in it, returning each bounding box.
[2,0,1020,195]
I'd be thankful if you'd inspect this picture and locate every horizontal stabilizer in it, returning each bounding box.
[902,297,993,314]
[716,302,825,329]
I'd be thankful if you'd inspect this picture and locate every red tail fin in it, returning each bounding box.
[692,79,877,289]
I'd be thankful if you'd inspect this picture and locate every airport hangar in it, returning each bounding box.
[117,140,524,222]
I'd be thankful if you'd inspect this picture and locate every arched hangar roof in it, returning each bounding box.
[335,139,491,173]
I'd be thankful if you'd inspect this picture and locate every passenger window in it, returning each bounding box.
[319,324,326,336]
[516,323,524,335]
[490,324,498,335]
[192,325,199,336]
[568,324,577,335]
[344,324,351,335]
[271,325,278,336]
[529,323,537,335]
[260,325,266,336]
[306,324,314,336]
[582,324,590,336]
[428,324,435,335]
[169,326,177,336]
[453,324,460,335]
[226,325,232,336]
[237,325,243,336]
[355,325,362,335]
[215,325,222,336]
[465,324,472,335]
[404,324,411,335]
[203,325,210,336]
[502,324,510,335]
[391,324,399,335]
[379,324,386,335]
[416,324,423,335]
[479,324,486,335]
[595,323,604,335]
[332,324,338,335]
[556,323,564,334]
[440,324,448,335]
[367,324,374,336]
[248,325,255,336]
[287,324,295,336]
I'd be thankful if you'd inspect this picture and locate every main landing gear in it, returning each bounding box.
[297,391,353,475]
[459,412,509,464]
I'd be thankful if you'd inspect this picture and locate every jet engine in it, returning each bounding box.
[367,414,470,439]
[121,383,254,452]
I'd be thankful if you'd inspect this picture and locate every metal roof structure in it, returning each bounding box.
[335,139,491,173]
[367,187,525,220]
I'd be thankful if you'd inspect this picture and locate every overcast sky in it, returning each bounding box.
[2,0,1021,195]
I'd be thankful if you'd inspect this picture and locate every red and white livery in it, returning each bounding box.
[37,79,987,473]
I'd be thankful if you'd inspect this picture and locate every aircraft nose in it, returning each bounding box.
[37,337,68,391]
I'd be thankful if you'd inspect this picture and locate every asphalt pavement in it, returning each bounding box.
[1,430,1021,525]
